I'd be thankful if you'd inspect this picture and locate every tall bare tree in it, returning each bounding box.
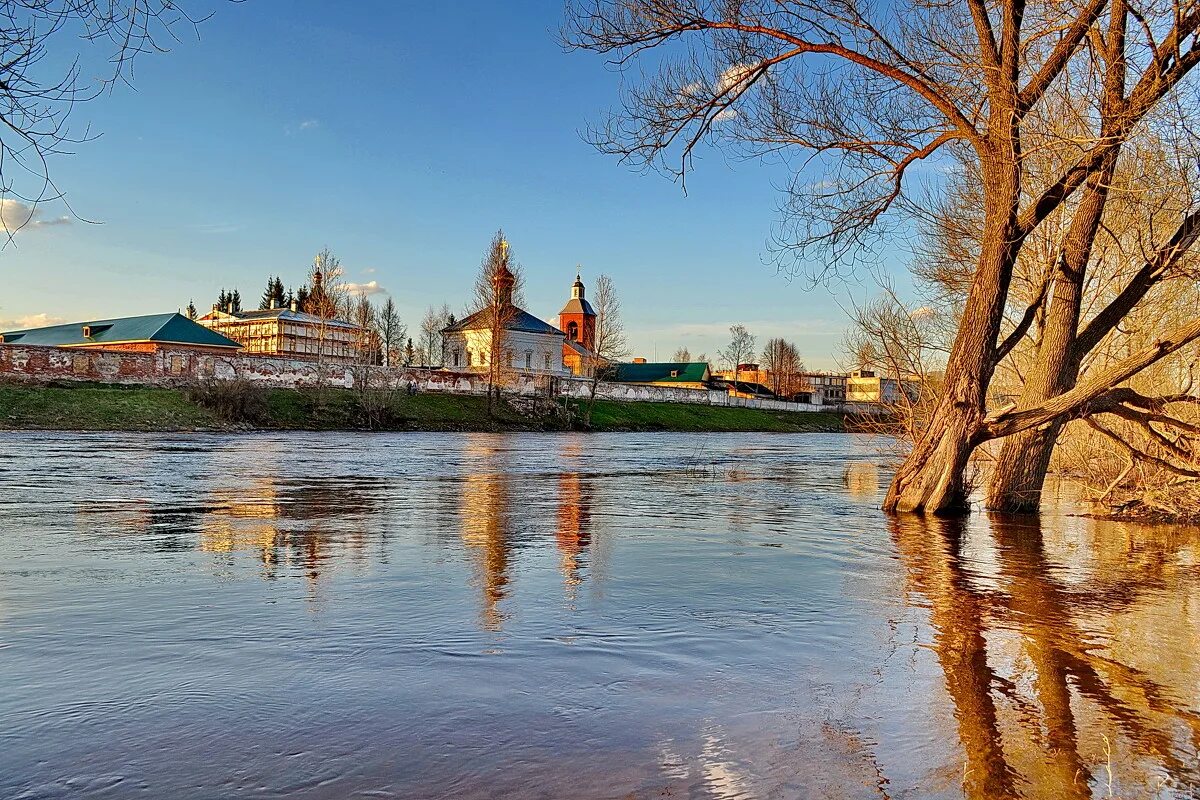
[721,324,756,387]
[306,248,349,368]
[583,274,630,426]
[473,230,524,415]
[420,304,451,366]
[566,0,1200,514]
[761,337,804,397]
[378,297,404,367]
[671,346,692,362]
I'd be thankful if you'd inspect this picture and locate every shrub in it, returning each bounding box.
[187,379,269,425]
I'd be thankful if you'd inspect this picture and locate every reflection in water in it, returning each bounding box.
[892,513,1200,799]
[3,432,1200,799]
[199,477,381,588]
[843,459,881,500]
[556,471,593,600]
[460,469,514,631]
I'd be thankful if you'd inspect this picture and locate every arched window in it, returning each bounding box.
[567,321,579,341]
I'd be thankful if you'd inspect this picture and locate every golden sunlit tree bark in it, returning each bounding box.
[566,0,1200,514]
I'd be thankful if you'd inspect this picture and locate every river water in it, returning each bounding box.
[0,431,1197,799]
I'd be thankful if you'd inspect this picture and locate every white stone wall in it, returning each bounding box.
[558,376,863,414]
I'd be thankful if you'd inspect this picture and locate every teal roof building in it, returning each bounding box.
[612,361,712,385]
[0,312,241,350]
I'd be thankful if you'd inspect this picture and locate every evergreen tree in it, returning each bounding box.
[259,277,275,310]
[259,276,287,310]
[217,288,229,313]
[230,289,242,314]
[295,285,310,313]
[405,338,415,365]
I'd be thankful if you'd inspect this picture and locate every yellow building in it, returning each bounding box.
[198,304,366,363]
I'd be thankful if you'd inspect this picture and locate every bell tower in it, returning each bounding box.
[558,269,596,350]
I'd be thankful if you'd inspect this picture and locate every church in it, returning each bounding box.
[442,262,598,377]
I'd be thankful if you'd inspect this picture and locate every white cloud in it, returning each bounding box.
[0,312,67,331]
[344,280,387,297]
[909,305,936,320]
[716,62,759,95]
[361,267,376,274]
[0,199,70,234]
[286,118,321,135]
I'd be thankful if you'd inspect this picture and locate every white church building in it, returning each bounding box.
[441,255,570,376]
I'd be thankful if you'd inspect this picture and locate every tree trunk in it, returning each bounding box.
[986,149,1121,512]
[885,151,1021,515]
[986,3,1127,512]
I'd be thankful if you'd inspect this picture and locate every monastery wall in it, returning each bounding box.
[0,343,856,413]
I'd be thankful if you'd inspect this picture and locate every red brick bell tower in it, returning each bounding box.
[559,271,596,350]
[559,271,597,375]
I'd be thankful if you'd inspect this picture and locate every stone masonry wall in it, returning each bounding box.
[0,343,861,414]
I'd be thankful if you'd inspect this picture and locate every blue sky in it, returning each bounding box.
[0,1,914,369]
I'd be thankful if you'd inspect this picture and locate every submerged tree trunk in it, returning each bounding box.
[986,9,1126,511]
[885,152,1021,515]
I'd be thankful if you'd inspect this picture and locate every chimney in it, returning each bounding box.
[290,299,298,312]
[633,357,647,364]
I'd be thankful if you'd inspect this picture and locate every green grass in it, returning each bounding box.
[0,384,221,431]
[0,382,844,434]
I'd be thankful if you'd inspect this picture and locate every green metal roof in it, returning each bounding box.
[0,312,241,349]
[612,361,711,384]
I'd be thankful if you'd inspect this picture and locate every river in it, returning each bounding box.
[1,431,1197,799]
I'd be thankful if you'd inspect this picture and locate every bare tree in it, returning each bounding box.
[420,304,450,366]
[306,248,350,369]
[473,230,524,415]
[583,274,630,426]
[761,338,805,397]
[0,2,225,238]
[671,346,692,362]
[351,295,378,364]
[378,297,404,367]
[566,0,1200,514]
[720,325,756,388]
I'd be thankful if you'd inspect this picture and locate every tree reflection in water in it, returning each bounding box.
[891,512,1200,798]
[199,476,381,592]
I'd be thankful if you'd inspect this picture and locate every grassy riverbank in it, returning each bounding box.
[0,383,844,433]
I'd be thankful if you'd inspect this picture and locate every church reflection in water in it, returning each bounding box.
[174,441,1200,796]
[457,469,598,629]
[891,513,1200,798]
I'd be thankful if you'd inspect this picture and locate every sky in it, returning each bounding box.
[0,0,917,370]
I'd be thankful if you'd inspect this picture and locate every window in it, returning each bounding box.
[669,370,679,378]
[508,350,515,368]
[525,351,532,369]
[567,321,579,341]
[466,350,473,366]
[453,350,461,367]
[544,353,551,370]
